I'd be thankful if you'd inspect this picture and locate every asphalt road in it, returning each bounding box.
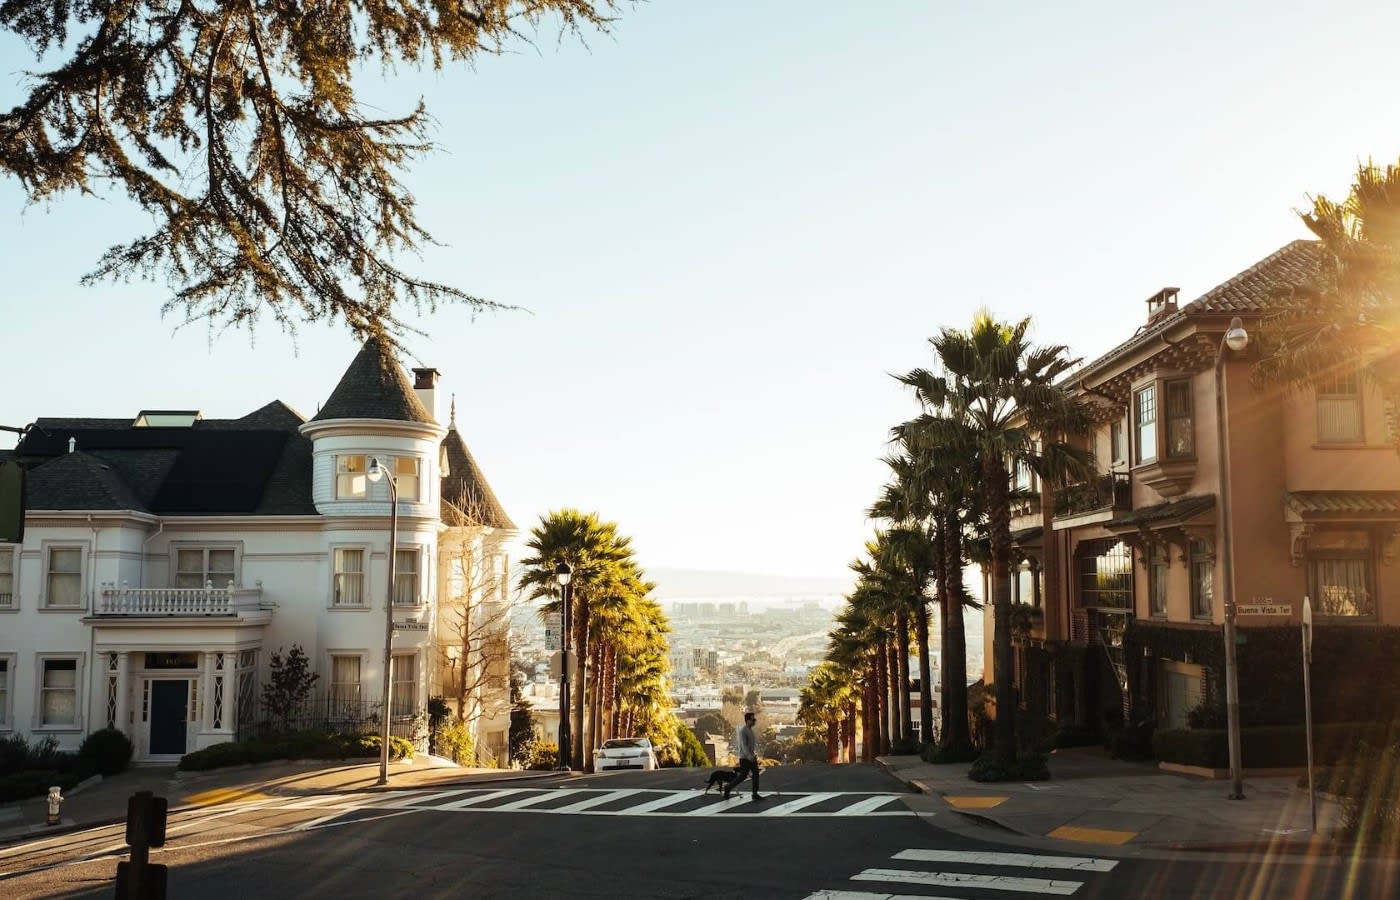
[1,764,1397,899]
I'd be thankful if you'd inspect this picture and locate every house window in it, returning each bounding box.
[1110,419,1125,465]
[0,658,10,728]
[1316,371,1363,443]
[1015,560,1040,608]
[393,549,420,606]
[45,547,82,608]
[1165,380,1194,459]
[333,549,366,606]
[175,547,236,589]
[1134,386,1157,464]
[391,653,417,714]
[1076,539,1132,609]
[0,547,13,609]
[40,658,79,727]
[1307,530,1375,617]
[1190,540,1214,619]
[395,457,421,501]
[329,655,362,718]
[336,455,368,499]
[1149,544,1169,617]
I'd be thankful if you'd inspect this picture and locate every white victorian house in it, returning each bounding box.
[0,340,516,763]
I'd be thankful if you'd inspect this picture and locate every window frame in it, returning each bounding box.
[1305,529,1376,619]
[41,542,86,610]
[1075,539,1133,610]
[1148,543,1169,617]
[170,543,240,590]
[394,456,421,502]
[327,651,366,719]
[0,653,13,731]
[1189,540,1215,620]
[1133,384,1158,465]
[0,544,15,610]
[335,454,369,500]
[390,652,418,716]
[1164,378,1195,460]
[1315,371,1364,444]
[330,545,370,609]
[1110,418,1126,467]
[393,545,423,607]
[35,653,84,731]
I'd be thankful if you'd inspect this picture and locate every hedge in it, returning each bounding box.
[0,767,93,803]
[178,731,415,771]
[1153,722,1391,769]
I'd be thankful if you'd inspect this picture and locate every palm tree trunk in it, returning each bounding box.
[896,608,913,743]
[573,599,589,769]
[886,637,901,748]
[943,512,972,752]
[587,640,604,772]
[915,599,934,746]
[871,652,887,757]
[826,718,840,763]
[862,679,876,762]
[843,699,857,762]
[983,451,1017,765]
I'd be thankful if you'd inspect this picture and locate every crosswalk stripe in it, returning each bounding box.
[756,792,842,816]
[893,848,1118,873]
[621,792,701,814]
[490,790,582,811]
[852,867,1083,896]
[374,789,473,809]
[803,892,977,900]
[433,789,524,810]
[550,789,644,813]
[833,796,899,816]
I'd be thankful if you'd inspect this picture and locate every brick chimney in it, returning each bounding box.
[412,367,441,424]
[1145,287,1180,324]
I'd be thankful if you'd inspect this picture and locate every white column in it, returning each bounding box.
[115,652,131,735]
[203,651,218,732]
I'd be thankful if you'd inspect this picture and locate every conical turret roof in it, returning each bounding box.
[440,402,515,530]
[313,339,435,424]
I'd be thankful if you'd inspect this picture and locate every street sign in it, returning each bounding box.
[394,620,430,631]
[549,650,577,679]
[1237,600,1290,616]
[544,612,563,651]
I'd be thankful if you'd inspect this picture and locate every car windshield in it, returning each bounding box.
[602,739,645,749]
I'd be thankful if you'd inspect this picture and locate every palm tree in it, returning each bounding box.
[850,537,915,745]
[518,509,635,768]
[829,603,884,759]
[899,312,1090,765]
[1254,158,1400,421]
[798,662,854,761]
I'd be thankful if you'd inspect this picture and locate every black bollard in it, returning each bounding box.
[115,790,168,900]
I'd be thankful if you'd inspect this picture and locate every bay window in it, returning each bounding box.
[1307,530,1375,617]
[1134,386,1157,464]
[336,455,368,499]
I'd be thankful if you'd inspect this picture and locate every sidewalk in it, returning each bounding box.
[878,746,1345,854]
[0,756,560,845]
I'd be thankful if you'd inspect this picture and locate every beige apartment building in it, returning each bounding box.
[990,239,1400,739]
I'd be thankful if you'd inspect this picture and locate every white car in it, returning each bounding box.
[593,737,659,771]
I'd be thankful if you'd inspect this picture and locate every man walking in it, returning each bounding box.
[724,711,763,801]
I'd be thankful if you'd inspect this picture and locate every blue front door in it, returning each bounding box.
[150,680,188,755]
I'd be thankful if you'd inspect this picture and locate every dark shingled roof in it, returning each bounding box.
[1071,240,1322,385]
[1108,494,1216,528]
[1285,491,1400,519]
[312,340,435,424]
[440,425,515,530]
[14,408,316,516]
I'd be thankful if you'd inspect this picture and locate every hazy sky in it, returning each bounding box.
[4,1,1400,579]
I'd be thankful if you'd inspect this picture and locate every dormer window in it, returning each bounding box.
[336,455,367,499]
[133,410,202,427]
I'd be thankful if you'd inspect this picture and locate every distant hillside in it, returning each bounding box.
[646,567,852,599]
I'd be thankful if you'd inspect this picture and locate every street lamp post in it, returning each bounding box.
[1215,316,1249,801]
[554,561,573,772]
[367,457,399,786]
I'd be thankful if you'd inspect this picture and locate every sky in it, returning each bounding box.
[4,1,1400,581]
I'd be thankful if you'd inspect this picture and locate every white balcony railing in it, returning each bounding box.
[95,582,267,617]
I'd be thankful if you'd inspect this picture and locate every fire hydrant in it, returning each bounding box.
[46,786,62,826]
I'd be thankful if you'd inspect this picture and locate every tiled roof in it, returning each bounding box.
[312,340,435,425]
[14,410,316,516]
[1284,491,1400,518]
[1108,494,1216,528]
[1010,526,1043,544]
[440,425,515,531]
[1071,240,1321,384]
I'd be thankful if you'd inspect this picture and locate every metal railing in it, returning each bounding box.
[95,583,267,616]
[238,694,424,742]
[0,592,11,609]
[1053,472,1131,519]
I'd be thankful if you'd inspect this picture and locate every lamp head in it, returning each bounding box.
[367,456,383,483]
[554,561,573,586]
[1224,317,1249,353]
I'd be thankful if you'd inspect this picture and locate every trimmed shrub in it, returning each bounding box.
[79,727,134,776]
[525,740,558,771]
[921,742,979,764]
[178,731,414,771]
[1107,721,1154,761]
[888,736,920,756]
[968,752,1050,783]
[436,720,476,765]
[1051,722,1101,750]
[0,768,91,804]
[1152,722,1392,769]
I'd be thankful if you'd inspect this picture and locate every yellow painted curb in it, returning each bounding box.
[944,795,1008,810]
[181,787,273,807]
[1048,824,1137,845]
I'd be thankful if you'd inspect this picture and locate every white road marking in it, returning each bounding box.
[803,892,974,900]
[433,788,525,809]
[550,789,644,813]
[853,867,1083,895]
[372,789,472,809]
[833,796,900,816]
[893,848,1118,872]
[490,790,583,811]
[620,791,702,814]
[756,792,842,816]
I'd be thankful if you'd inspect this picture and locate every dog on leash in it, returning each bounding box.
[702,769,736,794]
